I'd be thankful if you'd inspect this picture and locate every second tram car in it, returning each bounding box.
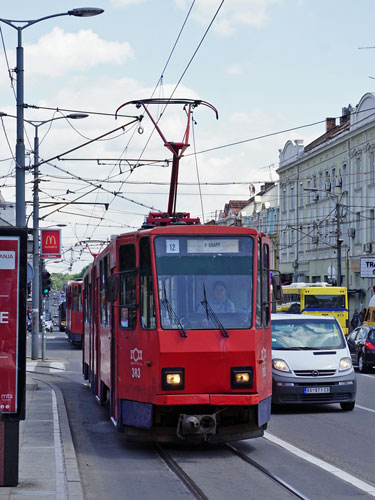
[65,280,83,346]
[82,225,272,443]
[58,302,66,332]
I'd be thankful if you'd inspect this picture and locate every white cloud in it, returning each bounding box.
[18,27,134,79]
[226,64,244,75]
[109,0,146,6]
[175,0,280,35]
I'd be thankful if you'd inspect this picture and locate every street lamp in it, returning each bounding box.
[0,7,104,227]
[0,112,87,359]
[304,188,343,286]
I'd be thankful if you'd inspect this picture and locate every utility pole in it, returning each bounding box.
[304,188,343,286]
[336,199,343,286]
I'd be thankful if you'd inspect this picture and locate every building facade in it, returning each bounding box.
[0,191,15,226]
[277,92,375,311]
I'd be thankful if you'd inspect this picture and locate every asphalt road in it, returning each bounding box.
[28,330,375,500]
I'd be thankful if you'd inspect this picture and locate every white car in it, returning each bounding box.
[271,313,356,411]
[44,319,53,332]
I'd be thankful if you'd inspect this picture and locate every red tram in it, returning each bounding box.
[65,280,83,347]
[82,225,272,443]
[82,98,273,443]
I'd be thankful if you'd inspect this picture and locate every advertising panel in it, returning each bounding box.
[40,228,61,258]
[0,236,20,414]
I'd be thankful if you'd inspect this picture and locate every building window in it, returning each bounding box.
[331,167,336,192]
[306,179,311,203]
[355,156,361,188]
[342,163,347,193]
[356,212,361,243]
[290,184,295,210]
[370,210,375,242]
[370,151,375,184]
[299,182,304,207]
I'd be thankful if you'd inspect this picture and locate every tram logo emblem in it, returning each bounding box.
[130,348,143,363]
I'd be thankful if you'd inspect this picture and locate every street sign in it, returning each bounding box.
[40,228,61,259]
[328,265,336,279]
[360,257,375,277]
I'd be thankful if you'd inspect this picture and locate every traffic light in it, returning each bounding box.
[42,271,52,296]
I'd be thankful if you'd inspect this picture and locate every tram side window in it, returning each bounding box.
[83,276,90,323]
[100,256,110,326]
[140,237,156,329]
[119,244,137,329]
[73,284,82,312]
[256,237,262,328]
[262,243,270,327]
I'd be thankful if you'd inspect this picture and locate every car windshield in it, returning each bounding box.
[272,318,345,349]
[154,235,254,330]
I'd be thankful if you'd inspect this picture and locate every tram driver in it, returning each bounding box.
[210,281,235,313]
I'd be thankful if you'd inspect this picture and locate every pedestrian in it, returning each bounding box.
[350,309,360,330]
[359,308,366,324]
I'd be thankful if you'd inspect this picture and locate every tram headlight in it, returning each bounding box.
[161,367,185,390]
[272,358,291,373]
[231,366,253,388]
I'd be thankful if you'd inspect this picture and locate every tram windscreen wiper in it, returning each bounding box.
[161,285,187,338]
[201,284,229,338]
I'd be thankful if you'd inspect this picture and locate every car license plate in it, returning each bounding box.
[304,387,330,394]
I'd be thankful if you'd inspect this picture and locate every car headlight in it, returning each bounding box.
[339,357,352,371]
[161,367,185,390]
[272,358,291,373]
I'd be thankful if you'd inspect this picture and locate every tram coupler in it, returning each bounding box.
[177,413,217,440]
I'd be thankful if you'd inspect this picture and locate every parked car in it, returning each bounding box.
[271,313,356,411]
[347,325,375,373]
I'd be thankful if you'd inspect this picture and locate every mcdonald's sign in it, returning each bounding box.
[40,229,61,259]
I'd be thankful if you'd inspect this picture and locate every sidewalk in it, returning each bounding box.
[0,372,83,500]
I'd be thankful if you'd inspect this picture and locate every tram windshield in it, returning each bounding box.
[154,235,254,330]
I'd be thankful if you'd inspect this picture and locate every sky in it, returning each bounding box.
[1,0,375,274]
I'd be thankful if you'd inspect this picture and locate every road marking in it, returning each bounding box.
[264,431,375,497]
[356,404,375,414]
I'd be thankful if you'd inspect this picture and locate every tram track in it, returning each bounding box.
[226,443,310,500]
[155,442,311,500]
[155,444,211,500]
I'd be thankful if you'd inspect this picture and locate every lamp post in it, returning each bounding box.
[32,114,88,359]
[0,112,87,359]
[304,188,343,286]
[0,7,104,227]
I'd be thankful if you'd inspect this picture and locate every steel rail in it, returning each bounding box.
[154,444,210,500]
[226,442,311,500]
